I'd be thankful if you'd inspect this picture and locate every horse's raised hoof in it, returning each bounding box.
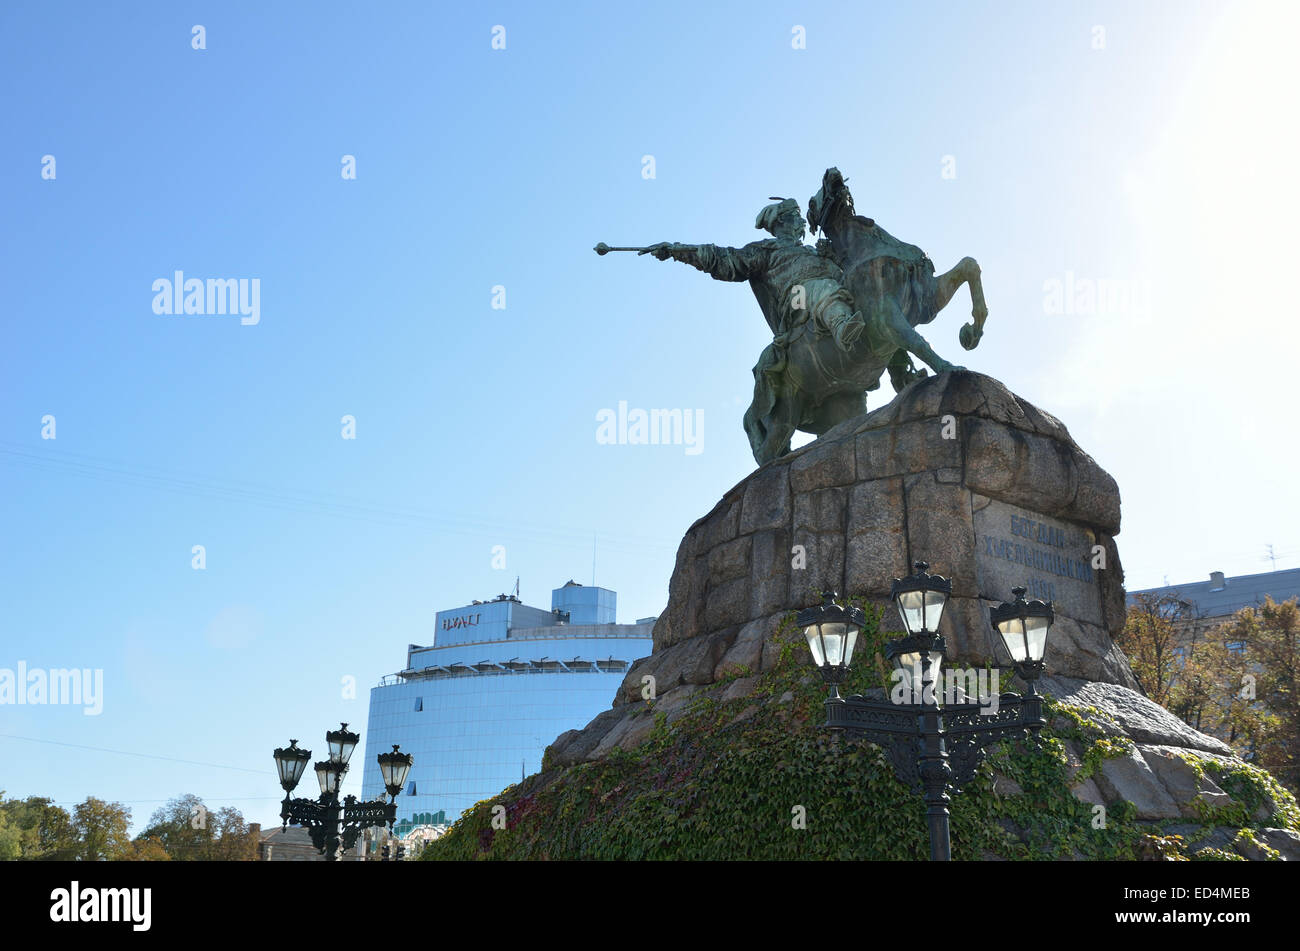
[959,322,982,350]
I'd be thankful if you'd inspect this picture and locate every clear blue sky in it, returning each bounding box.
[3,1,1296,833]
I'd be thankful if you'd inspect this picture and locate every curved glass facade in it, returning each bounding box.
[360,585,652,829]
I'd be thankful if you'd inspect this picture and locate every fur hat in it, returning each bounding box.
[755,197,801,233]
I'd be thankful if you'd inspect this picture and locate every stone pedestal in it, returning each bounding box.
[647,370,1135,690]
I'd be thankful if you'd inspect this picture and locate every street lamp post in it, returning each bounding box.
[272,724,413,862]
[802,566,1054,861]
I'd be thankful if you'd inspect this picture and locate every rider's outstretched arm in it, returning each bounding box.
[658,242,768,282]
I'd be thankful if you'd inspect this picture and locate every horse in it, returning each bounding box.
[743,167,989,465]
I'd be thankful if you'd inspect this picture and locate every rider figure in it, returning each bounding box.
[644,198,866,352]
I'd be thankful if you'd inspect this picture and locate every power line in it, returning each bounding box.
[0,441,676,555]
[0,733,266,775]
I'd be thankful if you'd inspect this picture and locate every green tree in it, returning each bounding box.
[2,795,79,860]
[139,793,214,860]
[209,806,257,861]
[137,795,256,860]
[0,799,22,860]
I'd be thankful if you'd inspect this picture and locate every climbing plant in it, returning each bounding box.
[425,607,1298,861]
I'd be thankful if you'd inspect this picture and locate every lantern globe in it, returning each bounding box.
[326,722,360,766]
[797,592,865,677]
[890,562,952,636]
[315,760,340,796]
[273,739,311,792]
[991,586,1054,666]
[885,635,947,699]
[378,744,414,798]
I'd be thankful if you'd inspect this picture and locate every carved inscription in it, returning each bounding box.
[972,495,1103,626]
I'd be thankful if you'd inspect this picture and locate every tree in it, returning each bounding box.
[2,796,79,860]
[137,795,256,860]
[139,793,215,860]
[1131,596,1300,799]
[125,835,172,861]
[1117,592,1195,706]
[1208,597,1300,794]
[1165,634,1226,732]
[2,790,257,861]
[209,806,257,861]
[0,799,21,860]
[72,797,132,861]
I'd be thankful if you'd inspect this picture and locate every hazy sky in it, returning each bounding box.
[3,1,1297,833]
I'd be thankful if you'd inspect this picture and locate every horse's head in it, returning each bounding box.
[807,166,854,235]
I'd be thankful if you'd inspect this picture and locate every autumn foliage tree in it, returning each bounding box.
[1207,598,1300,794]
[1121,593,1300,798]
[71,797,132,861]
[1117,592,1192,707]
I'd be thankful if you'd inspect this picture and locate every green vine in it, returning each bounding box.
[1192,847,1246,862]
[1184,754,1300,831]
[424,605,1294,861]
[1076,736,1136,783]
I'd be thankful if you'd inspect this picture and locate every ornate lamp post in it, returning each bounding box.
[806,564,1053,861]
[273,724,413,862]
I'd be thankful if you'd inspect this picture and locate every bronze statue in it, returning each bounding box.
[596,167,989,466]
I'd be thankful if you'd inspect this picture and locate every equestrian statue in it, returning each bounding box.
[594,166,989,466]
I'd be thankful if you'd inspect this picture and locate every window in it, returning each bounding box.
[408,781,417,795]
[1227,641,1247,656]
[414,697,423,712]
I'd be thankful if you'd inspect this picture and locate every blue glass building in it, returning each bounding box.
[360,582,653,830]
